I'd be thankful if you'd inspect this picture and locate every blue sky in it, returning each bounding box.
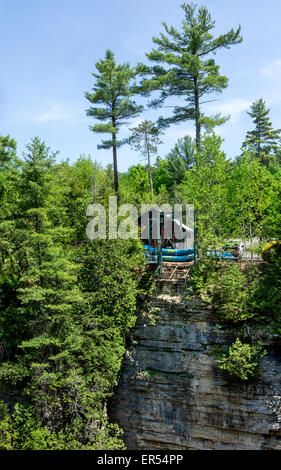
[1,0,281,170]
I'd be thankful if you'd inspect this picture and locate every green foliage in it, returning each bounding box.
[146,306,160,326]
[229,151,275,242]
[191,256,218,298]
[79,239,142,332]
[85,49,143,192]
[152,158,174,196]
[179,133,279,250]
[166,136,196,186]
[253,246,281,333]
[180,134,233,247]
[127,120,163,160]
[127,120,163,199]
[0,237,142,449]
[85,49,142,146]
[120,164,152,205]
[0,137,145,449]
[192,259,258,323]
[213,264,258,323]
[0,402,125,450]
[0,135,17,170]
[262,165,281,239]
[167,136,195,170]
[49,157,113,244]
[139,3,242,146]
[243,98,281,167]
[217,338,266,381]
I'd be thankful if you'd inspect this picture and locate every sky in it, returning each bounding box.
[1,0,281,171]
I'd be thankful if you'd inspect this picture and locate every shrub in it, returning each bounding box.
[217,338,266,381]
[192,259,258,323]
[212,264,258,323]
[253,247,281,333]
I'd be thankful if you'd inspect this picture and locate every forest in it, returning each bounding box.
[0,3,280,450]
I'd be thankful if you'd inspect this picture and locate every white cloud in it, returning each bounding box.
[33,101,75,123]
[203,98,251,124]
[5,99,90,127]
[261,59,281,79]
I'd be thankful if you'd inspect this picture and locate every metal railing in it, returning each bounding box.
[144,243,163,276]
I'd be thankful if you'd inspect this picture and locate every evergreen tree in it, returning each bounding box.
[0,135,17,170]
[51,157,111,246]
[0,136,20,355]
[243,98,281,167]
[167,135,195,170]
[0,137,146,449]
[138,3,242,148]
[85,49,143,194]
[166,135,196,186]
[1,138,74,346]
[127,120,163,199]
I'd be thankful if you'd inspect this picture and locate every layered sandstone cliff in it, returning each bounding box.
[109,265,281,450]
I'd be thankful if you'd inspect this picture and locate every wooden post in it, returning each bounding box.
[194,210,198,267]
[157,239,162,275]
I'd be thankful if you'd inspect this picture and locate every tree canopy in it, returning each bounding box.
[138,3,242,148]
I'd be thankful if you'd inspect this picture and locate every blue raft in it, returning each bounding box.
[143,245,194,262]
[207,250,235,260]
[162,248,194,256]
[162,255,194,262]
[144,245,194,256]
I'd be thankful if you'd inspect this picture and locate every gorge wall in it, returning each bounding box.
[109,265,281,450]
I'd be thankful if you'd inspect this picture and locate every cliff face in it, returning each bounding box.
[109,267,281,450]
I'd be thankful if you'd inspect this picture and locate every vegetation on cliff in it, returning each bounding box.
[0,139,146,449]
[191,246,281,380]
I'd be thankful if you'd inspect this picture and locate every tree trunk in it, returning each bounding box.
[112,118,119,194]
[145,131,154,200]
[249,219,253,266]
[194,77,201,151]
[112,142,118,194]
[93,172,97,202]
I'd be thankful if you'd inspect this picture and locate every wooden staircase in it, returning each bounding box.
[160,262,192,280]
[156,262,192,295]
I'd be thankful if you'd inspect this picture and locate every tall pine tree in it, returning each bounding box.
[138,3,242,148]
[85,50,143,194]
[243,98,281,167]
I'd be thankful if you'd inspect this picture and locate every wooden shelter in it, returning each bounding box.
[138,207,194,250]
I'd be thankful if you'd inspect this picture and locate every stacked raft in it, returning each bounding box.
[144,245,194,262]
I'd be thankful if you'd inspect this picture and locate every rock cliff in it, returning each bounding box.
[109,264,281,450]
